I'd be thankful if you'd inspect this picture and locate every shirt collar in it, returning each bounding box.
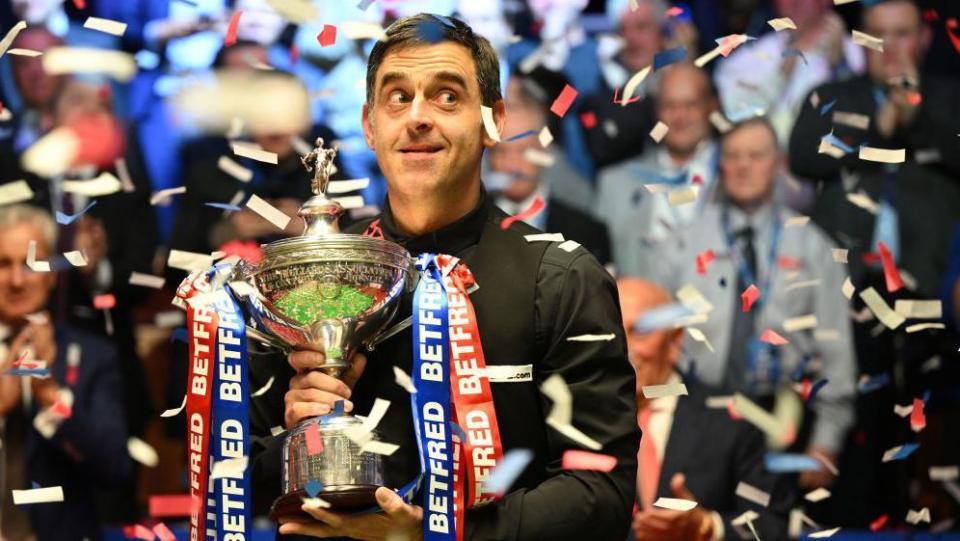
[379,187,490,256]
[726,198,775,233]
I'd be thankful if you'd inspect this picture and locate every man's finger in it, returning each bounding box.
[278,521,335,538]
[341,353,368,390]
[286,388,353,412]
[300,504,345,529]
[291,371,352,397]
[375,486,418,519]
[288,350,326,371]
[285,402,331,428]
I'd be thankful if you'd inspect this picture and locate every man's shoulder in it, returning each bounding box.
[597,153,655,187]
[55,325,118,367]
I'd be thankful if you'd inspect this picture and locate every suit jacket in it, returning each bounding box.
[650,382,793,541]
[18,326,135,541]
[545,198,612,265]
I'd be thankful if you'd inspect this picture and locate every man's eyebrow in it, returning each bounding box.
[377,70,469,91]
[432,71,468,89]
[378,71,409,90]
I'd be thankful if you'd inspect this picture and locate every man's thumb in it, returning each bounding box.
[670,473,694,499]
[342,353,368,390]
[375,486,404,515]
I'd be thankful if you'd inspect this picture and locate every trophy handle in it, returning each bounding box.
[246,325,291,352]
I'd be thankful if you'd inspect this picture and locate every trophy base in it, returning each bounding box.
[268,484,381,520]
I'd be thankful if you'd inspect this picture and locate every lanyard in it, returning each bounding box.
[720,204,782,309]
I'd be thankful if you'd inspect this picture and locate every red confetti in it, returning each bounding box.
[910,398,926,432]
[922,9,939,22]
[149,494,194,517]
[948,19,960,55]
[72,0,86,8]
[727,400,742,421]
[579,111,597,129]
[500,194,545,230]
[363,218,385,239]
[906,91,922,106]
[800,378,811,401]
[93,293,117,310]
[317,24,337,47]
[50,397,72,418]
[561,450,618,472]
[66,366,79,386]
[225,10,243,46]
[305,423,324,455]
[289,44,299,64]
[123,524,155,541]
[153,523,177,541]
[877,241,903,293]
[740,284,760,312]
[717,35,746,57]
[691,174,703,185]
[870,514,889,531]
[665,6,684,17]
[612,86,642,106]
[760,329,789,345]
[70,115,126,169]
[550,84,578,118]
[695,250,715,275]
[777,256,799,270]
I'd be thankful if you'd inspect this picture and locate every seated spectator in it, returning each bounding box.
[488,73,611,264]
[714,0,865,147]
[789,0,960,299]
[652,118,856,488]
[596,62,719,278]
[0,204,134,541]
[618,278,792,541]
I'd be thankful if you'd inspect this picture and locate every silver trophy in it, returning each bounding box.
[230,139,411,518]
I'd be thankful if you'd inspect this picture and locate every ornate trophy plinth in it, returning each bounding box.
[229,139,411,519]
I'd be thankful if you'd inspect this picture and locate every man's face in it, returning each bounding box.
[863,1,930,84]
[618,283,680,397]
[721,123,779,207]
[0,223,56,325]
[619,3,663,72]
[363,42,502,203]
[774,0,827,28]
[10,29,65,109]
[489,83,543,203]
[657,67,715,158]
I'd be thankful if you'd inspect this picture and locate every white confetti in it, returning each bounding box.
[709,110,733,133]
[653,497,698,511]
[860,287,905,330]
[83,16,128,36]
[895,300,942,319]
[43,47,137,81]
[333,195,365,210]
[852,29,884,52]
[809,527,842,538]
[302,496,331,510]
[251,376,275,398]
[732,394,788,444]
[930,466,959,482]
[642,383,688,399]
[342,21,387,41]
[481,105,501,143]
[62,172,123,197]
[649,121,669,143]
[167,250,214,272]
[359,440,400,456]
[668,186,699,207]
[768,17,797,31]
[525,233,565,243]
[63,250,88,267]
[906,323,945,333]
[783,314,818,332]
[160,395,187,418]
[327,178,370,194]
[393,366,417,394]
[538,127,554,148]
[732,510,760,526]
[558,239,581,253]
[842,277,855,300]
[0,21,27,58]
[128,437,159,467]
[150,186,187,206]
[12,486,64,505]
[232,142,278,164]
[846,191,879,214]
[735,481,771,507]
[832,249,848,263]
[566,333,616,342]
[905,508,931,525]
[686,328,715,352]
[0,180,34,206]
[218,156,254,183]
[621,66,651,106]
[893,403,913,417]
[805,488,831,502]
[859,146,904,164]
[523,148,555,167]
[832,111,870,130]
[210,456,248,480]
[246,194,291,230]
[129,272,165,289]
[785,216,810,227]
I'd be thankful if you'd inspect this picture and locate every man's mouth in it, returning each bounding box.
[399,145,444,158]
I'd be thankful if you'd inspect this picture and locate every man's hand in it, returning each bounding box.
[278,486,423,540]
[799,447,837,489]
[7,319,60,409]
[632,474,715,541]
[284,351,367,428]
[74,216,108,276]
[876,58,921,138]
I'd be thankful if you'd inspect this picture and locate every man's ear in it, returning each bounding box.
[482,99,507,149]
[361,102,375,150]
[919,23,933,55]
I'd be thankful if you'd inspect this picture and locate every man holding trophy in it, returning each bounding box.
[175,13,638,541]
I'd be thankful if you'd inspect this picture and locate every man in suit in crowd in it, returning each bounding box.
[488,73,612,265]
[0,204,133,541]
[618,278,792,541]
[596,62,720,278]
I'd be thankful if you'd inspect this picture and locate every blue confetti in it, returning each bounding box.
[205,202,242,212]
[356,0,375,10]
[922,390,931,404]
[858,372,890,394]
[305,479,323,498]
[171,327,188,344]
[31,481,40,489]
[808,379,829,402]
[821,132,854,154]
[820,99,837,115]
[55,200,97,225]
[506,130,537,142]
[653,46,688,70]
[624,163,689,186]
[6,368,49,378]
[416,20,446,44]
[764,453,823,472]
[334,400,345,416]
[889,443,920,461]
[434,15,456,28]
[634,303,695,333]
[484,449,533,495]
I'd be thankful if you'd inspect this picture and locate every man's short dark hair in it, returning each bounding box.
[365,13,502,107]
[724,116,779,150]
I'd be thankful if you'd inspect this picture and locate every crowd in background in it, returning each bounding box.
[1,0,960,538]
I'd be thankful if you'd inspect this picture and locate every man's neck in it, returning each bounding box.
[666,147,695,166]
[388,180,482,237]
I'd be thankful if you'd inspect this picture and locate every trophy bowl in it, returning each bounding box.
[227,139,413,519]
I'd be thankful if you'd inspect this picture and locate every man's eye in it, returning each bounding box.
[437,91,457,105]
[388,91,409,105]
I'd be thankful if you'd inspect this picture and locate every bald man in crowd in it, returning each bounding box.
[619,278,792,541]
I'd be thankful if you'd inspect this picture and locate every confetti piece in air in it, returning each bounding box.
[642,382,688,399]
[206,202,243,212]
[760,329,789,345]
[741,285,760,312]
[617,68,650,106]
[579,111,597,129]
[167,249,214,272]
[736,481,771,507]
[232,142,278,164]
[877,241,903,293]
[0,21,27,59]
[549,85,579,118]
[129,272,165,289]
[852,29,884,51]
[930,466,959,481]
[894,300,942,319]
[910,398,926,432]
[561,450,618,472]
[808,379,829,402]
[359,440,400,455]
[55,200,97,225]
[842,277,855,300]
[805,488,831,502]
[43,47,137,81]
[731,394,790,443]
[858,372,890,394]
[649,121,669,143]
[246,194,292,230]
[665,6,684,17]
[881,443,919,463]
[832,111,870,130]
[63,250,88,267]
[210,456,248,480]
[695,249,715,275]
[686,328,715,352]
[304,479,323,498]
[62,173,123,197]
[653,497,698,511]
[653,46,687,70]
[785,216,809,227]
[525,233,565,243]
[905,508,931,525]
[832,249,848,263]
[0,180,34,206]
[481,105,501,142]
[541,374,603,450]
[153,523,177,541]
[947,18,960,54]
[859,146,905,163]
[633,303,696,333]
[870,514,889,531]
[5,48,41,57]
[150,186,187,206]
[393,366,417,393]
[500,194,544,229]
[709,110,733,133]
[218,156,253,182]
[123,525,155,541]
[538,127,554,147]
[764,453,823,472]
[302,496,331,510]
[93,293,116,310]
[128,437,159,467]
[809,527,842,538]
[905,322,945,333]
[357,0,375,10]
[506,130,537,142]
[225,10,243,46]
[83,16,127,36]
[768,17,797,31]
[160,395,187,418]
[251,375,275,397]
[859,287,905,329]
[305,423,324,455]
[341,21,386,41]
[566,333,616,342]
[667,186,698,206]
[484,448,533,495]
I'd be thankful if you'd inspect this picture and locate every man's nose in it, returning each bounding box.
[405,96,434,133]
[10,264,25,287]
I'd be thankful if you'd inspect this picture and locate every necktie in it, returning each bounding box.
[724,226,757,392]
[637,407,661,510]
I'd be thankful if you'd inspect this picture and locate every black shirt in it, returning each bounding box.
[249,190,639,540]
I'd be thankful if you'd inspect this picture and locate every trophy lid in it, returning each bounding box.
[298,137,343,237]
